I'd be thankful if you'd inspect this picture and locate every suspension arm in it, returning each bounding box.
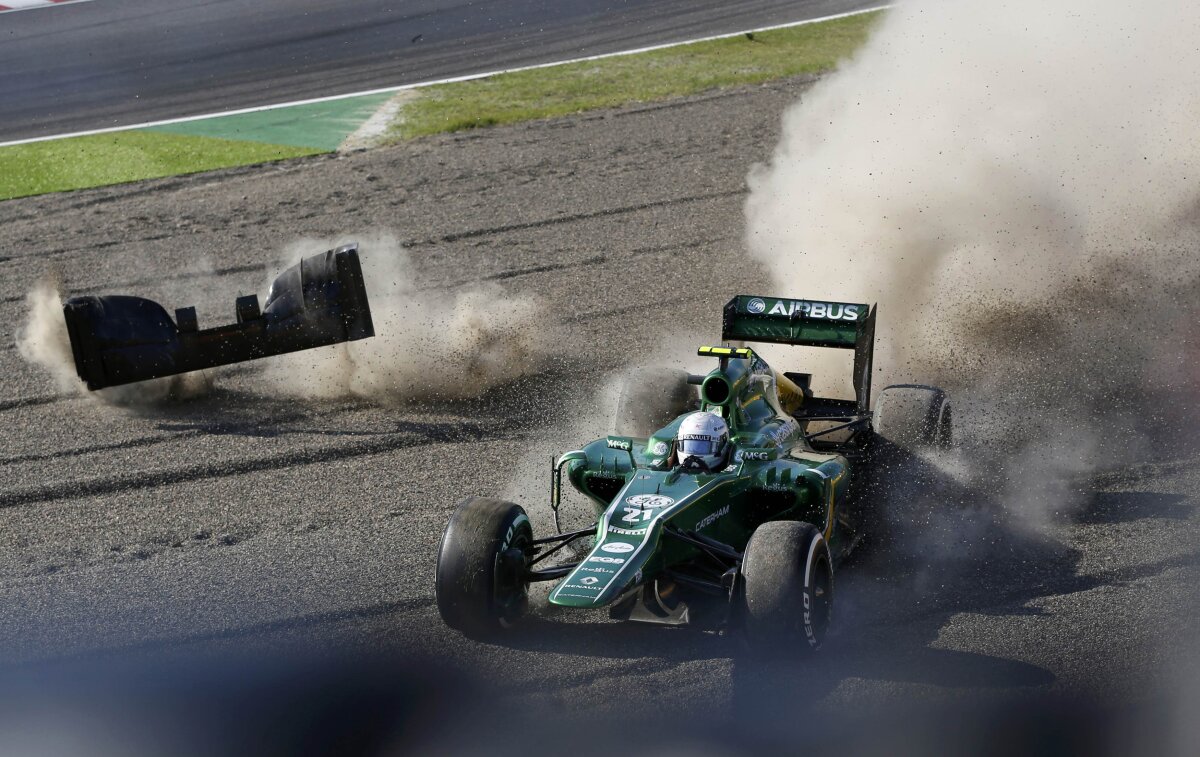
[528,525,595,567]
[662,524,742,564]
[525,564,577,582]
[804,415,872,442]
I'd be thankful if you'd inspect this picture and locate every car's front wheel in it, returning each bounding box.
[738,521,832,655]
[435,497,533,639]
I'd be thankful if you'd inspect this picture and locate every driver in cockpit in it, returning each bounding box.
[673,411,730,472]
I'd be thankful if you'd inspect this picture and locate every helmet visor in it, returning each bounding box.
[678,436,720,458]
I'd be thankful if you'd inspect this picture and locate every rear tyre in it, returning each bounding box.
[435,497,533,639]
[873,384,952,451]
[612,367,696,439]
[739,521,832,654]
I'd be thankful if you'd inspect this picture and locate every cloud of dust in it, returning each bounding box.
[261,232,547,403]
[16,273,77,395]
[745,0,1200,524]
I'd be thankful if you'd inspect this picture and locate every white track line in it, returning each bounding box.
[0,0,92,14]
[0,5,889,148]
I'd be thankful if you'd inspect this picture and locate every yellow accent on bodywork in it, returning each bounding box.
[825,468,847,539]
[773,370,806,414]
[698,345,754,358]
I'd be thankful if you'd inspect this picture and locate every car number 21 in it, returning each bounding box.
[621,506,656,523]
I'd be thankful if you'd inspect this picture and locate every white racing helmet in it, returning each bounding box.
[676,411,729,470]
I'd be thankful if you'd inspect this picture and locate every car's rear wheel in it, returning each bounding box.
[738,521,832,654]
[435,497,533,639]
[873,384,952,451]
[612,367,696,438]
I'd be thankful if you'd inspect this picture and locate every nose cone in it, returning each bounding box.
[547,536,654,608]
[548,478,696,608]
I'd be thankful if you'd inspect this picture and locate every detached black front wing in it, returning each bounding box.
[63,243,374,391]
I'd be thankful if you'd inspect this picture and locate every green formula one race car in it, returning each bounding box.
[435,295,952,653]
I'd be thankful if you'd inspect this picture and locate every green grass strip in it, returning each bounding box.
[388,11,880,141]
[0,131,322,201]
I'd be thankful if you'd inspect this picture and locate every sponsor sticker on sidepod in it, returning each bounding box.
[601,542,635,554]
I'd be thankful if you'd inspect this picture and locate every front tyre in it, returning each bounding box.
[739,521,832,654]
[435,497,533,638]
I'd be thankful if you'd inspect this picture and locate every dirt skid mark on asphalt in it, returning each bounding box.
[0,394,59,413]
[429,189,741,244]
[0,419,497,508]
[0,431,203,467]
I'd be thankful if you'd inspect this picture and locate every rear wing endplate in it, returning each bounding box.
[722,295,876,413]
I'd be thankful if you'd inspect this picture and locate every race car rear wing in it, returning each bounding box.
[63,243,374,391]
[722,295,876,414]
